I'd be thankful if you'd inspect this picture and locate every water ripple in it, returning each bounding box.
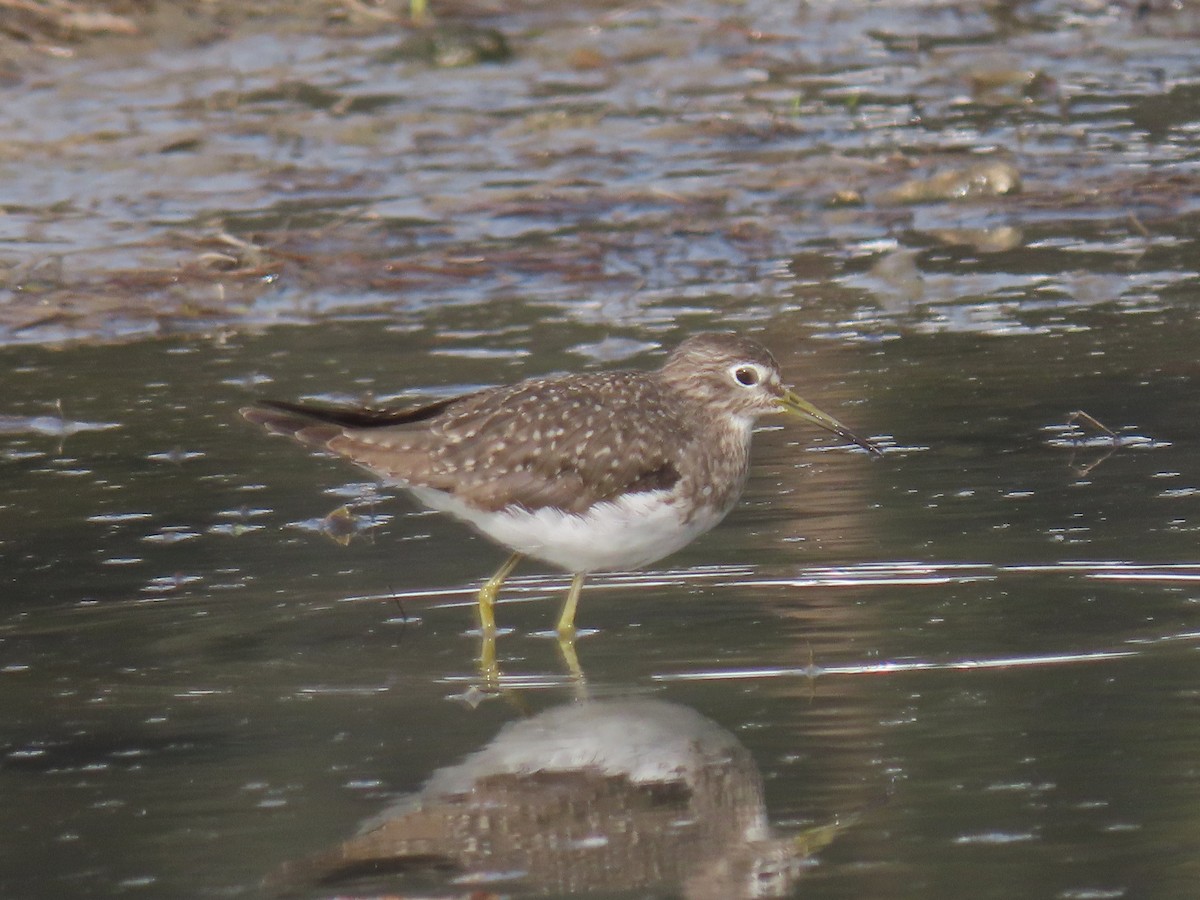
[652,648,1137,684]
[351,559,1200,607]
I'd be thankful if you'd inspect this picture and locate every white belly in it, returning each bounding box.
[409,486,729,573]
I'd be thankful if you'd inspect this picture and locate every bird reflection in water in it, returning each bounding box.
[270,699,858,898]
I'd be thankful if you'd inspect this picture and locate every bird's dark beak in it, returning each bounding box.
[777,389,883,456]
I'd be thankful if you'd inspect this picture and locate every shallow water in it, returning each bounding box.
[2,1,1200,898]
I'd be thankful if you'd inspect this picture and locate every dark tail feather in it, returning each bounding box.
[242,392,477,435]
[240,393,478,448]
[240,400,353,447]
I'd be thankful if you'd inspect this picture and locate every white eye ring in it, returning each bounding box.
[731,364,763,387]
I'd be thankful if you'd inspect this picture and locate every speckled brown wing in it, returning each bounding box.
[243,373,692,514]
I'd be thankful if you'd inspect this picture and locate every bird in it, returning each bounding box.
[241,333,880,637]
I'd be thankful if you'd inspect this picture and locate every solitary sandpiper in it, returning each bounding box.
[242,333,880,636]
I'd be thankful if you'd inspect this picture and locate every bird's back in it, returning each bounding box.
[244,369,744,517]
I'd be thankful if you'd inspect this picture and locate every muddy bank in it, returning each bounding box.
[2,0,1198,346]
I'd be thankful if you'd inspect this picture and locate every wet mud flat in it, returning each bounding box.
[1,0,1198,346]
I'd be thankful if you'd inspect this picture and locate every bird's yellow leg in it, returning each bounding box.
[555,572,586,638]
[556,574,588,699]
[476,632,536,713]
[477,552,522,634]
[478,628,499,692]
[555,630,588,699]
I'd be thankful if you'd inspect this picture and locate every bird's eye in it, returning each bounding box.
[734,366,759,387]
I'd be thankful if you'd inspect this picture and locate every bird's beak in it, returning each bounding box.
[777,389,883,456]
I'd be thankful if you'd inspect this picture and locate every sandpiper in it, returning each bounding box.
[242,333,880,635]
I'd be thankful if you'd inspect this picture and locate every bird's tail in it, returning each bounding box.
[240,400,358,447]
[240,394,473,446]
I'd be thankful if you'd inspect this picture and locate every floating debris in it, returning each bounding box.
[1044,411,1170,476]
[0,0,138,41]
[1044,411,1167,450]
[374,24,512,68]
[882,160,1021,204]
[287,505,390,546]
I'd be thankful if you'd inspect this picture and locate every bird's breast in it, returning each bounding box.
[674,421,754,521]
